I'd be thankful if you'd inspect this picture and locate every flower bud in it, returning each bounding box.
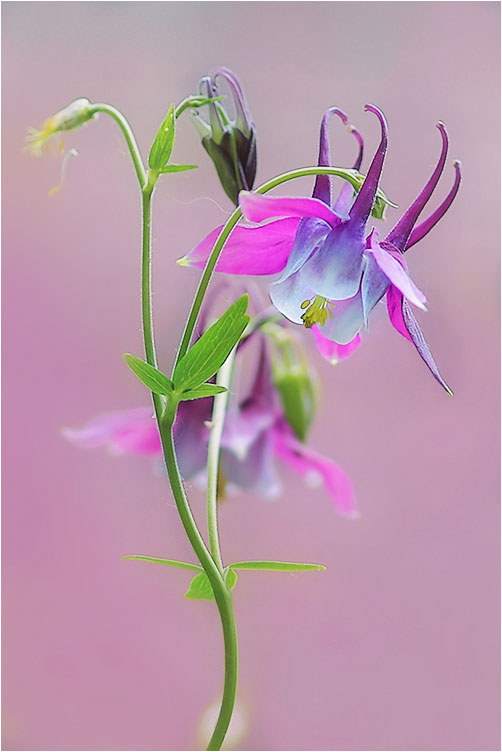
[191,67,257,205]
[26,98,95,156]
[265,323,319,443]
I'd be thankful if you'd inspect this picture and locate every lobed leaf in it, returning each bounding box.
[185,568,238,601]
[173,295,249,391]
[148,104,175,170]
[123,354,173,395]
[185,571,215,600]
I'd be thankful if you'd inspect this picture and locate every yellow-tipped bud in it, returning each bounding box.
[25,98,94,156]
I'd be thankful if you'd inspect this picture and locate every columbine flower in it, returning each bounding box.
[64,335,354,516]
[25,98,95,155]
[181,106,368,364]
[191,67,257,205]
[181,104,461,391]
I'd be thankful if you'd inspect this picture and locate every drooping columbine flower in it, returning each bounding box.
[191,67,257,205]
[25,98,95,155]
[181,105,461,392]
[181,107,367,364]
[64,333,355,516]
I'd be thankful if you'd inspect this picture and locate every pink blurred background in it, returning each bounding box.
[2,2,500,750]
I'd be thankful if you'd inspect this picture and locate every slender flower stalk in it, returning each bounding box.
[206,348,237,570]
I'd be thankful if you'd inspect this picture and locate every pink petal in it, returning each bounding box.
[312,325,362,364]
[221,406,275,461]
[180,217,299,275]
[367,231,427,310]
[273,423,356,517]
[239,191,341,228]
[63,408,162,456]
[386,285,412,341]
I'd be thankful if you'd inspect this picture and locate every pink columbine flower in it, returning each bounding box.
[64,337,355,516]
[181,105,461,392]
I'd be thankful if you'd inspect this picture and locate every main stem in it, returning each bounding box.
[159,424,238,752]
[141,174,238,752]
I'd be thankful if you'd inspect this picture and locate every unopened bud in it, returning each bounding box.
[26,98,95,156]
[265,323,319,443]
[192,67,257,205]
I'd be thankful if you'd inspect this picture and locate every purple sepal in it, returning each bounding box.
[401,298,453,395]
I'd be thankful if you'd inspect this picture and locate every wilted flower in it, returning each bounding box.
[64,331,355,516]
[25,98,95,155]
[191,67,257,205]
[181,104,461,391]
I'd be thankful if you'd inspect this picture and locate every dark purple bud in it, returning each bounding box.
[405,160,462,250]
[386,123,449,251]
[192,67,257,205]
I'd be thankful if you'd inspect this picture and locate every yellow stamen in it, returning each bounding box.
[300,295,335,329]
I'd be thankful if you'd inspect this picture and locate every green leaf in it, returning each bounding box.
[225,567,238,590]
[123,354,173,395]
[159,164,198,174]
[180,384,227,401]
[122,555,202,572]
[148,104,175,170]
[173,295,250,391]
[185,571,215,600]
[185,567,238,601]
[230,560,326,572]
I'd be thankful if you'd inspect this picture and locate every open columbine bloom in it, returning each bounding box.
[182,105,461,391]
[64,337,355,516]
[182,106,368,365]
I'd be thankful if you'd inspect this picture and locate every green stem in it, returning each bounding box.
[89,102,147,188]
[206,348,237,571]
[173,165,362,369]
[139,164,237,750]
[159,421,238,752]
[141,182,164,420]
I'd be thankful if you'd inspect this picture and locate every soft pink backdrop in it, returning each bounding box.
[2,2,500,750]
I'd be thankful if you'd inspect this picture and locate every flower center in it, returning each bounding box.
[300,295,334,328]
